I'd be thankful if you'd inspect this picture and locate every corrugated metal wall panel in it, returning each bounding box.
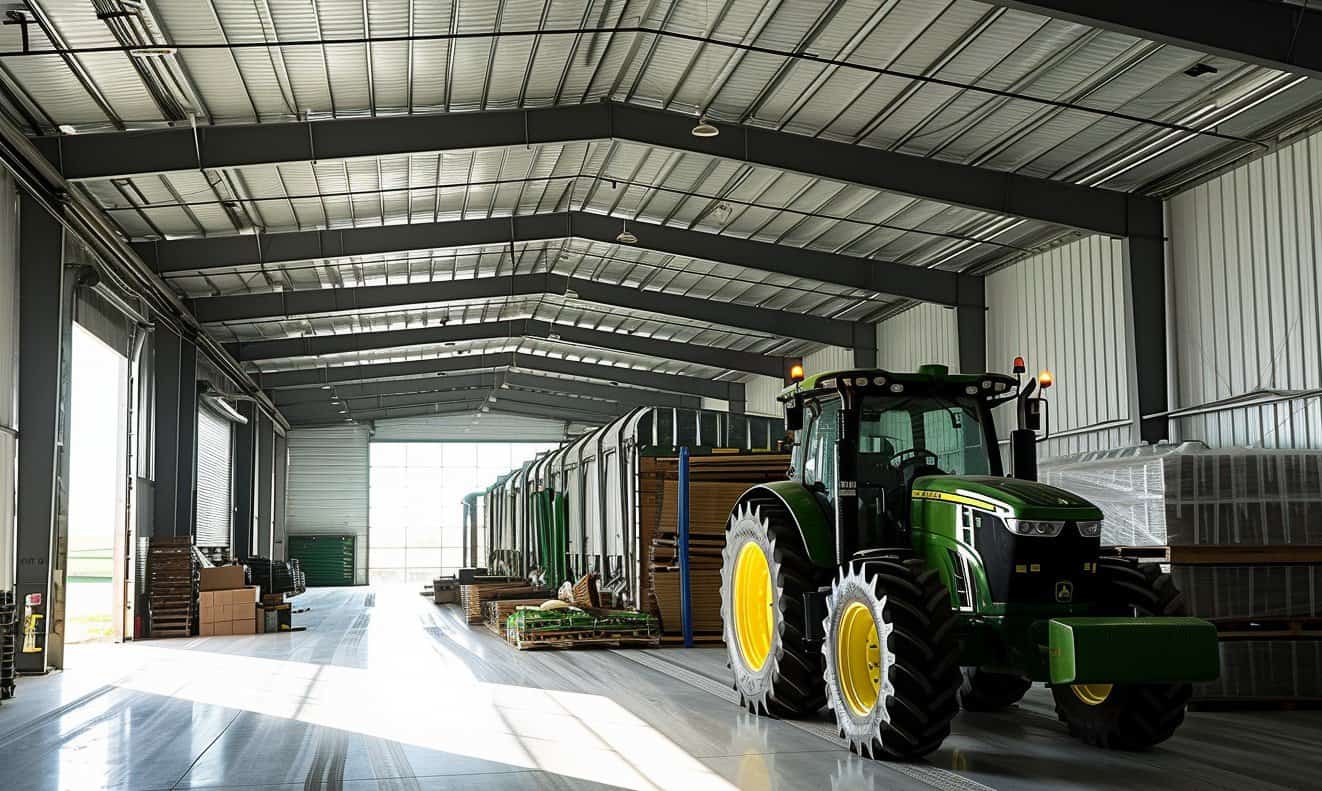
[742,374,783,417]
[194,406,233,548]
[986,235,1134,457]
[287,425,370,584]
[876,303,961,372]
[371,412,570,442]
[0,168,15,591]
[803,345,854,374]
[1168,129,1322,449]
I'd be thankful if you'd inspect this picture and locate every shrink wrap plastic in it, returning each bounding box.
[1040,442,1322,547]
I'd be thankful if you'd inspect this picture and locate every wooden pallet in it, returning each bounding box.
[1211,616,1322,640]
[1189,697,1322,711]
[147,537,196,637]
[1110,545,1322,565]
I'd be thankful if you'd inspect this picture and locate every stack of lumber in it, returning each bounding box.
[505,607,660,650]
[147,536,197,638]
[1043,445,1322,707]
[460,579,548,624]
[0,591,14,702]
[639,453,789,640]
[485,598,554,634]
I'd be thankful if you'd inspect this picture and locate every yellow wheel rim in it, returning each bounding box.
[733,542,774,672]
[836,602,882,717]
[1071,683,1113,706]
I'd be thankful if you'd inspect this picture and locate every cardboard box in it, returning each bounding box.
[200,622,214,636]
[232,619,255,635]
[200,565,246,592]
[213,621,233,636]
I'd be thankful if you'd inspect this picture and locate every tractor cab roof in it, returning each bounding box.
[781,364,1018,407]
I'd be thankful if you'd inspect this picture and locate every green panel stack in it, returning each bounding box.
[288,535,355,587]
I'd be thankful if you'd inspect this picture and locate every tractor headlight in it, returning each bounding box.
[1076,520,1102,538]
[1005,518,1064,538]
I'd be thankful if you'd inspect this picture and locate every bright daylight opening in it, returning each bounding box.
[368,442,557,585]
[65,324,129,646]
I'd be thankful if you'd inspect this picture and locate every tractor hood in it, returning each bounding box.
[911,475,1103,522]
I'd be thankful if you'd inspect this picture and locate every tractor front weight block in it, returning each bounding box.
[1047,617,1220,686]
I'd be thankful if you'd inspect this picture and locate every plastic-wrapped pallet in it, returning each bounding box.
[1196,640,1322,701]
[1173,565,1322,620]
[1040,442,1322,547]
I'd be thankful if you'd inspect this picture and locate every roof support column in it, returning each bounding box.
[726,382,747,449]
[152,327,198,541]
[254,412,275,560]
[231,401,257,561]
[957,276,987,374]
[1123,201,1170,444]
[852,322,878,368]
[15,191,70,673]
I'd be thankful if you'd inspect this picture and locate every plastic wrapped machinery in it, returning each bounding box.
[1040,442,1322,547]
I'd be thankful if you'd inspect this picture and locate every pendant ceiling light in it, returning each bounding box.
[691,114,719,138]
[616,220,638,245]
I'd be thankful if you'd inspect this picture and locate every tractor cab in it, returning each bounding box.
[782,364,1017,561]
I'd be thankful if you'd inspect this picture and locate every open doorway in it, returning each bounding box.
[66,323,129,645]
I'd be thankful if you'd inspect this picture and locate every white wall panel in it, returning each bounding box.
[742,374,783,417]
[287,425,370,584]
[372,412,573,442]
[876,303,961,372]
[986,235,1134,457]
[803,345,853,374]
[1169,129,1322,449]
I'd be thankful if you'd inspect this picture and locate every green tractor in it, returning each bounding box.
[720,363,1219,760]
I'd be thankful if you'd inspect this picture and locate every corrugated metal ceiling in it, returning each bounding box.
[3,0,1320,407]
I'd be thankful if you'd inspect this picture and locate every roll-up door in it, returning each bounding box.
[195,405,233,549]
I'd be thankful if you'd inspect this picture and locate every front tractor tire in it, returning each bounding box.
[1051,557,1193,750]
[823,556,962,760]
[720,496,825,718]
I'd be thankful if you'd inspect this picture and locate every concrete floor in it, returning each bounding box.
[1,587,1318,791]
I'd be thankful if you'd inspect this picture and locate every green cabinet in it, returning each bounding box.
[288,535,355,587]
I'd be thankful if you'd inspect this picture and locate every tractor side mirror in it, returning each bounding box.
[1023,397,1044,432]
[785,397,804,431]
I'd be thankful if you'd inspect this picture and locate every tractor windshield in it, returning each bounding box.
[858,395,994,477]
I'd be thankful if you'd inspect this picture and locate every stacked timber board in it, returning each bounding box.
[484,598,551,634]
[459,578,549,624]
[147,537,197,638]
[639,453,789,640]
[1043,445,1322,706]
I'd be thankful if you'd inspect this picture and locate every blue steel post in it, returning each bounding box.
[677,446,693,648]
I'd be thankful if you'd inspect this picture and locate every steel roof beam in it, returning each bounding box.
[286,399,614,427]
[137,211,972,306]
[254,351,745,402]
[229,317,788,378]
[39,102,1153,236]
[270,370,701,410]
[194,271,861,348]
[991,1,1322,82]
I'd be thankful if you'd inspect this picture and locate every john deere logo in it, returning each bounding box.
[1054,581,1074,602]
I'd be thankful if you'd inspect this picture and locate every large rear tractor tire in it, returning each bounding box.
[823,556,962,760]
[720,495,826,718]
[1051,557,1193,750]
[958,668,1032,711]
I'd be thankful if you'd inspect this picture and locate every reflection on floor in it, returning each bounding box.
[1,586,1319,791]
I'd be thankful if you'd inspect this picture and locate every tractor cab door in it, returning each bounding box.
[799,395,840,507]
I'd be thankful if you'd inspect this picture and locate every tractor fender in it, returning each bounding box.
[736,481,836,568]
